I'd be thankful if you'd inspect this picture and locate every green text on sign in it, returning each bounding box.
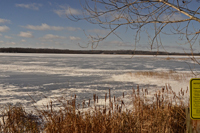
[190,78,200,120]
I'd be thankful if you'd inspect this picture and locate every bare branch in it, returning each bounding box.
[66,0,200,69]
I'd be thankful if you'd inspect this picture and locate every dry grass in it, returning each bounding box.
[165,57,191,61]
[0,105,40,132]
[0,85,191,133]
[165,56,200,61]
[130,70,192,81]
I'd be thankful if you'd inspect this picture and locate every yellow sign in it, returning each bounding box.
[190,78,200,120]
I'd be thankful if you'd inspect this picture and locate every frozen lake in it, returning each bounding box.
[0,53,199,110]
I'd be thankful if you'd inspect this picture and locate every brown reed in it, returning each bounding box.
[130,70,193,81]
[0,85,190,133]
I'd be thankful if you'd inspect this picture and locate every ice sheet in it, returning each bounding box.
[0,53,198,112]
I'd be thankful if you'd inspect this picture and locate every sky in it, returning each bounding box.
[0,0,199,53]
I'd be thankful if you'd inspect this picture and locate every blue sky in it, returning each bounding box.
[0,0,199,53]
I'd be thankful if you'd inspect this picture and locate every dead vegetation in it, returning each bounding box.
[0,84,192,133]
[129,70,193,81]
[165,57,200,61]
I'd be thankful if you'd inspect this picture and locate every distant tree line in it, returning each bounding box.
[0,47,199,55]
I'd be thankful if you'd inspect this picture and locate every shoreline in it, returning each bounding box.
[0,47,199,56]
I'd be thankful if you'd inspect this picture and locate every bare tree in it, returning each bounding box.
[67,0,200,58]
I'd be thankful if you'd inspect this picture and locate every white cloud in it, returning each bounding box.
[0,18,10,24]
[0,26,10,32]
[109,40,128,46]
[6,42,16,45]
[22,23,80,31]
[69,36,81,41]
[66,27,81,31]
[4,35,12,39]
[42,34,66,39]
[21,39,26,42]
[162,13,186,21]
[54,6,81,17]
[0,41,4,43]
[88,29,109,35]
[18,31,34,38]
[22,23,66,31]
[15,3,42,10]
[37,42,48,46]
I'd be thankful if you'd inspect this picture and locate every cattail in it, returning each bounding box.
[97,96,98,103]
[137,85,139,95]
[162,88,164,93]
[82,100,85,108]
[2,115,5,125]
[50,100,53,113]
[72,99,76,108]
[133,88,135,94]
[88,99,90,107]
[109,89,111,102]
[123,92,124,98]
[74,94,76,99]
[111,102,113,110]
[121,100,124,105]
[114,95,115,102]
[93,94,96,103]
[118,107,121,113]
[103,108,106,114]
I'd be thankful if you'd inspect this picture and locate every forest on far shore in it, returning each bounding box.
[0,47,199,56]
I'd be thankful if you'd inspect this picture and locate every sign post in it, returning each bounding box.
[190,78,200,120]
[190,78,200,132]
